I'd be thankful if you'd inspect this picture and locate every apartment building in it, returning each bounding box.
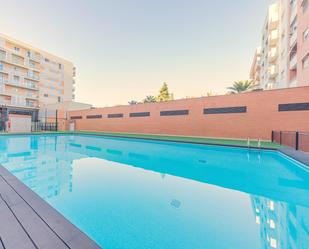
[251,0,309,89]
[250,47,262,87]
[0,34,75,130]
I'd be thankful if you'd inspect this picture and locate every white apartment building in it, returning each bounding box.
[0,33,76,130]
[251,0,309,89]
[252,2,289,90]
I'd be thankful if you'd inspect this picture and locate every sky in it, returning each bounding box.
[0,0,274,106]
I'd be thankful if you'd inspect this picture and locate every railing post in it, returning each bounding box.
[271,131,274,142]
[295,132,299,150]
[55,109,58,131]
[280,131,282,145]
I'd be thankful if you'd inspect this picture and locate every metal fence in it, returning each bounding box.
[31,122,58,132]
[272,131,309,152]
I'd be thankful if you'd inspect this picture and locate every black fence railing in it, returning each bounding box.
[272,131,309,152]
[31,122,58,132]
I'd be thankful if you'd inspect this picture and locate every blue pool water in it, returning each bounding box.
[0,134,308,249]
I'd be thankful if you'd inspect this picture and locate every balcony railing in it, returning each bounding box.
[0,54,40,71]
[268,48,278,62]
[289,54,297,70]
[290,31,297,46]
[5,80,39,90]
[0,66,40,82]
[268,66,278,78]
[0,78,8,84]
[269,30,279,46]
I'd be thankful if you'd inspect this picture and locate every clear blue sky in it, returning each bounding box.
[0,0,273,106]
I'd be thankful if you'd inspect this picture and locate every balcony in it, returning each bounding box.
[269,30,279,47]
[268,48,278,62]
[27,53,41,63]
[289,77,297,87]
[290,31,297,46]
[290,54,297,70]
[269,16,279,30]
[0,53,6,61]
[25,93,39,100]
[5,80,39,91]
[0,66,40,82]
[290,6,297,25]
[0,54,40,72]
[0,77,8,84]
[0,95,39,108]
[27,62,40,71]
[268,66,278,78]
[25,73,40,82]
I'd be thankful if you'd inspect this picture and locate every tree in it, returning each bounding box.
[143,95,156,103]
[157,82,173,102]
[128,100,138,105]
[227,80,253,94]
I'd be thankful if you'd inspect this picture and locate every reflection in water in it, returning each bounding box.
[0,136,74,199]
[0,134,308,249]
[251,196,309,249]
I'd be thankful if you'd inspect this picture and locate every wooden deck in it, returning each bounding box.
[0,166,101,249]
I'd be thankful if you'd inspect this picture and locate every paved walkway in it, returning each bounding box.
[0,166,101,249]
[279,147,309,167]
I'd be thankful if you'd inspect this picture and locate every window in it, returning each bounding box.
[13,76,19,83]
[130,112,150,117]
[27,51,31,57]
[71,116,82,120]
[302,0,308,13]
[303,54,309,69]
[58,63,62,70]
[204,106,247,114]
[44,93,49,97]
[58,96,61,102]
[86,115,102,119]
[279,102,309,111]
[0,50,6,59]
[108,113,123,118]
[160,110,189,116]
[14,47,20,52]
[304,28,309,41]
[45,58,50,62]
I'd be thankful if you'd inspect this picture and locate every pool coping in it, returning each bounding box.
[0,165,101,249]
[0,131,281,150]
[278,147,309,167]
[2,132,309,166]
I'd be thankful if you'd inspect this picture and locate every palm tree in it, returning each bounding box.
[128,100,139,105]
[227,80,253,94]
[143,95,156,103]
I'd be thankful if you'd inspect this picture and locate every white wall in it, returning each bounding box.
[9,115,32,132]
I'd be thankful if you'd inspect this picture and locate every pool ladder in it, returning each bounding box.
[247,138,262,163]
[247,138,262,150]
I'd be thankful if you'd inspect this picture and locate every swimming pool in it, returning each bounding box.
[0,134,308,249]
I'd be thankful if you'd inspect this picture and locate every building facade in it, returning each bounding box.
[251,0,309,89]
[0,34,75,130]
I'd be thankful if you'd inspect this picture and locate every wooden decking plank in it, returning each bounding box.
[0,177,69,249]
[0,166,101,249]
[0,238,5,249]
[0,196,36,249]
[7,177,100,249]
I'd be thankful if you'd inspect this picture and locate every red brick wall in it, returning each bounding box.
[68,87,309,140]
